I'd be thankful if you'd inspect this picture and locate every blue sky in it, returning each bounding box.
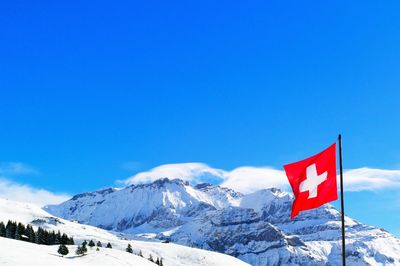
[1,1,400,236]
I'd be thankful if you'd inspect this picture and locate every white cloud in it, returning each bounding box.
[123,163,400,194]
[0,178,71,207]
[342,167,400,191]
[220,167,289,194]
[0,162,39,176]
[123,163,225,185]
[0,162,69,207]
[122,163,289,194]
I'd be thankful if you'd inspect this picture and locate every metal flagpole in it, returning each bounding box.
[338,134,346,266]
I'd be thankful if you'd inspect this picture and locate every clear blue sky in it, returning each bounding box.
[1,1,400,235]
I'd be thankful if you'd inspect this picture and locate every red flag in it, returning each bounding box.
[284,143,337,219]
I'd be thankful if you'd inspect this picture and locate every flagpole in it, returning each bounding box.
[338,134,346,266]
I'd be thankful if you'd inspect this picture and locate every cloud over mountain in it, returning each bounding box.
[122,163,400,194]
[0,162,70,206]
[0,178,70,207]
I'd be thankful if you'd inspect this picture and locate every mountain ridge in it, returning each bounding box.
[45,178,400,266]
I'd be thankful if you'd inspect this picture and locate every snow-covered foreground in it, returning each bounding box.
[0,198,250,266]
[0,237,156,266]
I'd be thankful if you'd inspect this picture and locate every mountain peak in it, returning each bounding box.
[127,178,188,190]
[194,182,213,190]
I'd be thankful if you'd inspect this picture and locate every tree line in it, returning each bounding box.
[72,240,164,266]
[0,220,74,245]
[58,239,113,257]
[1,220,164,265]
[126,243,164,266]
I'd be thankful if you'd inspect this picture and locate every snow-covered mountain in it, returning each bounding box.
[45,178,400,266]
[0,198,250,266]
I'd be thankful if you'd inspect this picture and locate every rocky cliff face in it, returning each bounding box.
[45,178,400,266]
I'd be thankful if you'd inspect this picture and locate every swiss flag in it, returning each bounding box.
[284,143,337,219]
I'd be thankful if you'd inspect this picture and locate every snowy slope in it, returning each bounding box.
[46,178,400,266]
[0,198,250,266]
[0,237,156,266]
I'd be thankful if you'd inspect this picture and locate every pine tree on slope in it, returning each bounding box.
[148,254,154,262]
[88,239,95,248]
[0,222,6,237]
[76,245,83,256]
[5,221,16,239]
[81,242,88,253]
[126,243,133,253]
[58,244,69,257]
[26,225,35,243]
[15,222,25,240]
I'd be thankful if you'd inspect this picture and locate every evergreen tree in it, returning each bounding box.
[106,242,112,248]
[138,250,143,257]
[126,243,133,253]
[36,227,49,245]
[5,220,16,239]
[57,244,69,256]
[88,239,95,248]
[0,222,6,237]
[96,247,100,251]
[148,254,154,262]
[55,231,61,244]
[15,222,25,240]
[82,240,88,246]
[81,242,88,253]
[48,231,56,245]
[68,237,75,245]
[159,258,163,266]
[61,233,69,245]
[156,257,160,265]
[75,245,83,256]
[43,230,50,245]
[26,225,35,243]
[96,241,102,247]
[35,228,41,244]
